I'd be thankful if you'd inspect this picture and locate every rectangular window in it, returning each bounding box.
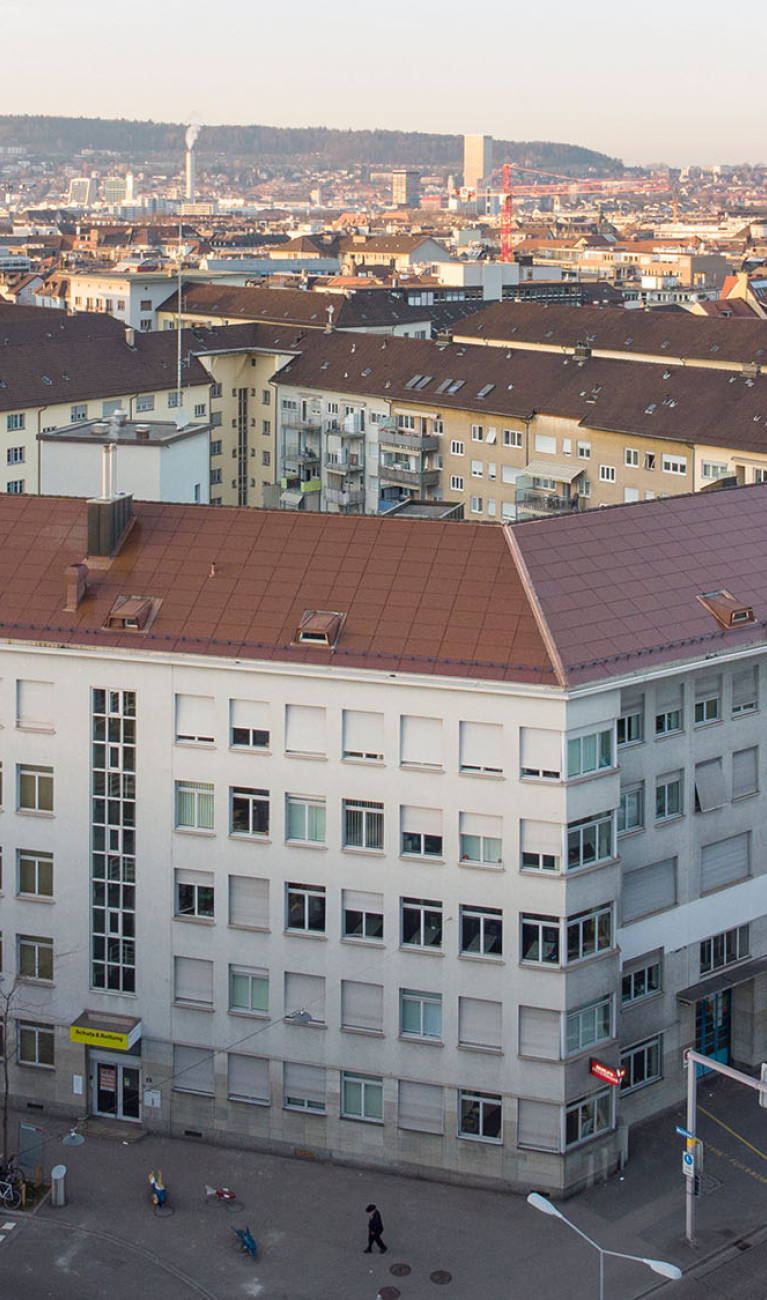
[566,997,612,1055]
[18,934,53,981]
[520,818,561,872]
[17,680,55,729]
[656,771,682,821]
[521,914,560,965]
[341,1071,384,1123]
[577,441,591,459]
[520,727,561,780]
[701,925,749,974]
[458,1090,502,1142]
[174,956,214,1006]
[286,794,325,844]
[174,869,214,919]
[701,461,728,480]
[228,875,269,929]
[458,997,502,1051]
[210,468,222,485]
[230,787,269,837]
[598,465,616,482]
[401,897,443,949]
[694,758,726,812]
[398,1080,444,1134]
[71,404,87,422]
[7,446,24,465]
[194,403,206,419]
[286,882,325,933]
[459,905,502,957]
[732,747,758,800]
[229,965,268,1014]
[450,440,465,456]
[172,1045,214,1096]
[18,850,53,898]
[168,391,181,408]
[400,715,443,769]
[6,413,25,431]
[617,784,644,835]
[617,697,644,747]
[17,1021,54,1067]
[623,859,676,923]
[175,780,214,830]
[566,729,613,778]
[175,694,214,744]
[566,905,612,962]
[470,495,483,513]
[534,433,556,455]
[18,765,53,813]
[228,1053,269,1105]
[471,424,483,442]
[621,1036,662,1093]
[565,1091,612,1147]
[701,832,750,893]
[136,394,154,413]
[285,704,326,756]
[662,454,687,475]
[284,1062,325,1113]
[732,667,758,716]
[210,440,222,456]
[503,428,523,447]
[567,812,614,869]
[342,709,384,762]
[459,720,503,775]
[400,806,443,858]
[230,699,269,750]
[694,676,721,726]
[471,459,483,477]
[343,798,383,851]
[341,980,384,1034]
[400,988,442,1039]
[624,448,639,467]
[622,960,661,1004]
[342,889,384,942]
[645,452,656,470]
[450,475,464,491]
[284,971,324,1023]
[459,811,502,866]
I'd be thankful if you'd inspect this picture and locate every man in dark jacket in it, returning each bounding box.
[364,1203,387,1253]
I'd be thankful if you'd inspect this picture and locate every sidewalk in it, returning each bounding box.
[2,1072,767,1298]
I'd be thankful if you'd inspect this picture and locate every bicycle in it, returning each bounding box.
[0,1173,22,1209]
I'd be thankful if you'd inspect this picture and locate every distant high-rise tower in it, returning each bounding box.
[67,177,96,207]
[392,169,419,208]
[463,135,493,191]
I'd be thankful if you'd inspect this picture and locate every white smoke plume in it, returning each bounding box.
[185,124,200,151]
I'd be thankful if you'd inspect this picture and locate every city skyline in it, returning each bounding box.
[1,0,763,168]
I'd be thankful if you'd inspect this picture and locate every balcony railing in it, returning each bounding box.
[324,453,364,473]
[379,465,441,488]
[282,414,322,432]
[515,488,586,516]
[325,486,366,507]
[378,429,440,452]
[284,446,321,468]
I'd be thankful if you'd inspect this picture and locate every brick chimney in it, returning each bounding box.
[64,562,89,611]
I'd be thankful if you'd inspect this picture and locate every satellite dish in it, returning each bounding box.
[174,410,190,430]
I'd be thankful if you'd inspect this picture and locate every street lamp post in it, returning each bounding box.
[526,1193,682,1299]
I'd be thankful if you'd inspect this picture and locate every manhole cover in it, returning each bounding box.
[390,1263,412,1277]
[378,1289,401,1299]
[430,1271,452,1285]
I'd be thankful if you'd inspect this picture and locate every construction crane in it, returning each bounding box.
[500,163,514,262]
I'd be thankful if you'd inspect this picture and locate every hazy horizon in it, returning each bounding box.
[1,0,762,169]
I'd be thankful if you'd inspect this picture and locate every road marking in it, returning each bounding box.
[707,1143,767,1186]
[700,1105,767,1164]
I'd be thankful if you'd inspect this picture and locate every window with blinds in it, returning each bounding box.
[701,833,750,895]
[400,805,443,858]
[400,715,443,769]
[731,666,758,716]
[520,820,562,872]
[284,971,325,1024]
[459,811,503,865]
[174,956,214,1005]
[459,721,503,775]
[229,698,269,749]
[16,679,54,730]
[694,759,726,812]
[517,1098,561,1152]
[341,980,384,1033]
[732,747,758,799]
[285,704,326,756]
[518,1005,561,1059]
[622,858,676,923]
[227,1053,269,1104]
[520,727,561,779]
[655,680,684,735]
[342,710,384,761]
[458,997,502,1051]
[228,875,269,929]
[283,1062,326,1112]
[342,889,384,941]
[398,1080,444,1134]
[175,694,214,744]
[173,1044,214,1095]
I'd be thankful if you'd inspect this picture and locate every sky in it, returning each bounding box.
[0,0,763,167]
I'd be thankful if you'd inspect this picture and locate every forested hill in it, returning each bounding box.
[0,116,624,175]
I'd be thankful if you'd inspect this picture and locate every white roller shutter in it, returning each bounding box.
[285,704,326,755]
[285,972,325,1022]
[732,667,758,714]
[174,957,213,1005]
[17,679,54,729]
[227,1053,269,1103]
[342,710,384,760]
[732,748,758,799]
[518,1098,561,1152]
[521,821,564,856]
[400,715,443,768]
[175,868,214,888]
[520,728,562,777]
[459,721,503,774]
[622,859,676,923]
[174,1045,214,1095]
[518,1006,561,1059]
[228,875,269,928]
[459,811,503,838]
[458,997,502,1050]
[175,694,214,742]
[231,698,268,730]
[701,833,750,894]
[656,680,683,712]
[341,981,384,1032]
[398,1080,444,1134]
[284,1062,325,1108]
[695,759,726,811]
[401,806,442,835]
[342,889,383,914]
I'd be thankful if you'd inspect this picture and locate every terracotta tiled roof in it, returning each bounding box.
[159,282,429,330]
[0,496,556,685]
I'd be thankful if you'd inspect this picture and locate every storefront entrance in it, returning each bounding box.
[695,990,731,1076]
[92,1055,141,1120]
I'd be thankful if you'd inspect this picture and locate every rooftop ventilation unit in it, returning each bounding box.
[697,590,755,630]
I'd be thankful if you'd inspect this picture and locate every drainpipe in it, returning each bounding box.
[37,405,48,495]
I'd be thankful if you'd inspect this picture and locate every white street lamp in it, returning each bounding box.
[526,1193,682,1299]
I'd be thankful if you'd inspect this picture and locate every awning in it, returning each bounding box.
[676,954,767,1004]
[280,490,304,507]
[70,1010,142,1051]
[521,460,584,483]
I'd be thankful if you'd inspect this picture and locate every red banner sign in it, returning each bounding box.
[590,1058,624,1087]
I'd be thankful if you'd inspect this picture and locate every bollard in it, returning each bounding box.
[51,1164,67,1208]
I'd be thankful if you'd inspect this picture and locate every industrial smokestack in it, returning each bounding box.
[185,124,200,201]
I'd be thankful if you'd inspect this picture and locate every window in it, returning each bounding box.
[694,759,726,812]
[400,715,443,769]
[261,419,271,437]
[7,446,24,465]
[521,914,560,965]
[285,971,325,1023]
[694,676,721,726]
[565,1091,611,1147]
[577,441,591,459]
[503,428,523,448]
[230,787,269,837]
[401,897,443,949]
[343,798,383,851]
[172,1045,214,1096]
[230,699,269,749]
[450,440,465,456]
[342,709,383,762]
[624,448,639,467]
[17,1021,54,1067]
[656,771,682,821]
[471,424,483,442]
[567,905,612,961]
[400,806,443,858]
[341,889,383,944]
[400,989,442,1040]
[228,875,269,929]
[566,997,612,1055]
[175,869,214,919]
[534,433,556,455]
[459,905,502,957]
[71,404,87,422]
[732,667,758,716]
[520,819,561,872]
[621,1036,662,1093]
[175,780,213,830]
[567,812,613,869]
[471,459,483,478]
[662,454,687,475]
[617,785,644,835]
[458,997,502,1051]
[701,925,749,974]
[228,1053,269,1105]
[168,391,181,408]
[645,452,656,470]
[229,965,268,1014]
[6,413,25,432]
[655,682,683,735]
[459,721,503,774]
[262,450,271,466]
[210,439,222,456]
[174,694,214,744]
[617,697,643,747]
[398,1081,443,1134]
[286,794,325,844]
[284,1062,325,1113]
[566,729,613,778]
[193,403,206,419]
[598,465,616,483]
[458,1090,502,1141]
[623,859,676,923]
[341,980,384,1033]
[341,1072,383,1123]
[732,747,758,800]
[285,704,326,756]
[286,882,325,933]
[17,849,53,898]
[701,461,728,480]
[450,475,464,491]
[470,495,483,513]
[18,934,53,981]
[520,727,561,780]
[136,394,154,413]
[18,765,53,813]
[174,956,214,1006]
[210,468,222,485]
[622,960,661,1004]
[701,832,750,893]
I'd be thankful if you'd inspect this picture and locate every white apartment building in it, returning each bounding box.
[2,485,767,1196]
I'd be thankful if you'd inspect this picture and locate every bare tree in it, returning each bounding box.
[0,973,24,1167]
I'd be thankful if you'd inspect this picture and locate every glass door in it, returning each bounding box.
[695,991,731,1075]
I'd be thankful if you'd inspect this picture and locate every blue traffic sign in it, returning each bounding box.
[676,1125,694,1140]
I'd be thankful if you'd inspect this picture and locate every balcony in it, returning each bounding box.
[325,486,366,508]
[378,429,441,453]
[284,446,321,469]
[282,413,322,433]
[324,453,365,473]
[379,465,441,488]
[515,488,586,518]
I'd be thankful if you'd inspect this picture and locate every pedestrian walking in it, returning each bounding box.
[364,1203,387,1253]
